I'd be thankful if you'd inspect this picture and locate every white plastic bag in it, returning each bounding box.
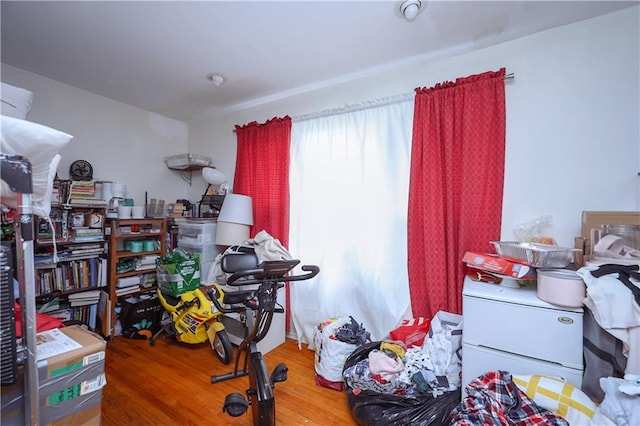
[313,317,358,384]
[422,311,463,391]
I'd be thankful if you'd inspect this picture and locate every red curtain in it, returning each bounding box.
[233,116,292,244]
[233,116,292,329]
[407,68,506,319]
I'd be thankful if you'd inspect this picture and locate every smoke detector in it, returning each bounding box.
[399,0,422,21]
[206,73,225,87]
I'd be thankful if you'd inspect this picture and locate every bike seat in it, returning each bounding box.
[223,290,256,306]
[161,292,181,307]
[221,252,259,273]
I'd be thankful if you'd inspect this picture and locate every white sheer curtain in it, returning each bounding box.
[289,97,414,348]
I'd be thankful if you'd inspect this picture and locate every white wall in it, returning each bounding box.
[1,64,190,208]
[3,7,637,246]
[189,6,640,248]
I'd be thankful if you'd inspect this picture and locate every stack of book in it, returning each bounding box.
[136,254,158,271]
[116,276,141,296]
[67,181,107,206]
[68,289,101,307]
[69,243,104,257]
[72,227,104,243]
[167,203,187,217]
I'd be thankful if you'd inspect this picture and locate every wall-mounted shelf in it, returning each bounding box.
[164,153,212,185]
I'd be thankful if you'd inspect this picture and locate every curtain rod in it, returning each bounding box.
[234,71,515,130]
[292,93,413,123]
[292,72,514,124]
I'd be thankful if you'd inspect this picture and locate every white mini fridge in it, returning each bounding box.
[461,276,583,391]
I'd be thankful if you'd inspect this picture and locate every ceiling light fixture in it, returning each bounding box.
[399,0,422,21]
[206,73,225,87]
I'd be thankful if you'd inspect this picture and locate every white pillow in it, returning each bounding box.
[1,82,34,120]
[1,115,73,217]
[512,374,597,426]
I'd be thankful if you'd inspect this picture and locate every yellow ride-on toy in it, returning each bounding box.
[150,284,233,365]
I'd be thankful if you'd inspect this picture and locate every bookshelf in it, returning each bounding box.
[34,198,108,332]
[107,218,167,337]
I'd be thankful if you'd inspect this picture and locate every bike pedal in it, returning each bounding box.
[270,362,288,383]
[223,393,249,417]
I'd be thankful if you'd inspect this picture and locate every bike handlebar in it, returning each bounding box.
[207,262,319,315]
[226,264,320,286]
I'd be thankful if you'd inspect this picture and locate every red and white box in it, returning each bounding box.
[462,251,536,279]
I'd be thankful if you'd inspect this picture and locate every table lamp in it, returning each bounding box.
[202,167,226,193]
[216,194,254,246]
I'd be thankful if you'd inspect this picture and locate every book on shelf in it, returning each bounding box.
[35,252,69,264]
[71,236,104,243]
[97,290,111,337]
[117,276,140,288]
[68,289,101,306]
[35,257,106,295]
[74,227,103,236]
[70,247,104,255]
[115,285,140,297]
[71,227,104,243]
[89,303,98,329]
[99,258,108,287]
[138,254,159,265]
[36,236,67,245]
[68,198,107,206]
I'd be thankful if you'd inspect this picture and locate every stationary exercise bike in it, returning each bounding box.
[207,252,319,426]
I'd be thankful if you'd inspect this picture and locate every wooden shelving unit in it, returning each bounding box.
[107,218,166,336]
[34,202,108,330]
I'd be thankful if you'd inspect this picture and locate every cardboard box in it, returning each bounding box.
[157,256,200,297]
[573,237,587,268]
[581,211,640,239]
[1,325,106,425]
[578,211,639,266]
[462,251,536,279]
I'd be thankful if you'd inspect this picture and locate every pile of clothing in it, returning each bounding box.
[344,342,455,397]
[343,341,461,426]
[345,311,463,398]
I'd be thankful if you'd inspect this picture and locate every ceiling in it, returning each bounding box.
[2,1,637,122]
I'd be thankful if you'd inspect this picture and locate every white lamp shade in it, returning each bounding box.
[216,221,250,246]
[218,193,253,225]
[202,167,226,185]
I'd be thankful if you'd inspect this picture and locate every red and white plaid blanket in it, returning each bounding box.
[451,370,569,425]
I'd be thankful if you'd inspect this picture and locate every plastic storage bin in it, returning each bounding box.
[178,241,218,285]
[178,219,217,245]
[177,219,218,284]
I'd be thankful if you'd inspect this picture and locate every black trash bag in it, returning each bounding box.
[344,341,461,426]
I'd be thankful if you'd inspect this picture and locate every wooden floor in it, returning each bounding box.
[101,334,359,425]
